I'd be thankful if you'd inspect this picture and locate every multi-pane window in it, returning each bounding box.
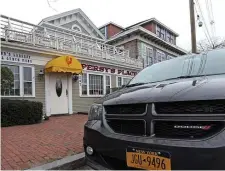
[166,31,175,44]
[146,46,154,66]
[171,35,175,44]
[156,25,161,37]
[161,52,167,61]
[105,75,111,94]
[166,32,170,42]
[156,25,165,40]
[117,77,122,87]
[23,67,32,95]
[81,73,87,95]
[81,73,111,96]
[1,64,34,96]
[117,77,132,87]
[161,29,165,40]
[156,51,166,63]
[1,65,20,96]
[156,51,162,62]
[89,74,103,95]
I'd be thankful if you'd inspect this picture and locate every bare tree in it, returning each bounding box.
[197,37,225,52]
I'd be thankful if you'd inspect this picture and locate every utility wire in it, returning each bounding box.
[194,2,212,47]
[195,0,214,47]
[205,0,216,37]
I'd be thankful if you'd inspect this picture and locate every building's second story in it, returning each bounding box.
[99,18,179,46]
[126,18,179,45]
[99,18,187,68]
[0,9,143,70]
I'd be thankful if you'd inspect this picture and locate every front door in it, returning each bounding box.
[49,73,69,114]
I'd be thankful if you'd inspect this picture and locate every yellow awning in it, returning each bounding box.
[45,56,82,74]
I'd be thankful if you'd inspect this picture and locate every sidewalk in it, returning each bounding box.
[1,114,87,170]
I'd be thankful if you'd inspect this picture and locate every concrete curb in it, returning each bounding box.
[27,152,85,170]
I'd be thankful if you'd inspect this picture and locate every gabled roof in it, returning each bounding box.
[39,8,105,40]
[98,22,125,30]
[126,18,179,36]
[106,26,187,54]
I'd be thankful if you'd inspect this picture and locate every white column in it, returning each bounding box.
[20,66,24,96]
[68,74,73,114]
[45,73,51,116]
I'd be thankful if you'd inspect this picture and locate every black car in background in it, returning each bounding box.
[83,48,225,170]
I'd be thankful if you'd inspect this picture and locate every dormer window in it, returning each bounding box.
[156,25,165,40]
[166,31,175,44]
[72,24,81,32]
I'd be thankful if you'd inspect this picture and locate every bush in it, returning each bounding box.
[1,99,43,127]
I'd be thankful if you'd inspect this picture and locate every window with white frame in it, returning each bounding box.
[161,52,167,61]
[105,75,111,94]
[1,64,34,96]
[145,46,154,66]
[81,73,87,95]
[117,77,122,87]
[89,74,103,95]
[156,25,165,40]
[117,76,132,87]
[166,31,175,44]
[23,67,33,95]
[156,25,161,37]
[156,50,166,63]
[80,73,111,96]
[171,35,175,44]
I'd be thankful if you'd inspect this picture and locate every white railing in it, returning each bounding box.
[0,15,143,68]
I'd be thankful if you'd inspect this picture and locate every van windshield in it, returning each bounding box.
[128,49,225,85]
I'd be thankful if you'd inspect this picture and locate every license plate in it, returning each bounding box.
[126,147,171,170]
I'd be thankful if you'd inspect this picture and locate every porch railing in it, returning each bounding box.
[0,15,143,68]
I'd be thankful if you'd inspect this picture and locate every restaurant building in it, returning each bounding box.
[1,9,142,116]
[0,8,186,116]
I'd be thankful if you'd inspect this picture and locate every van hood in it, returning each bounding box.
[97,75,225,106]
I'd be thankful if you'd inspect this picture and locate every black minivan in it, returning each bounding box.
[83,48,225,170]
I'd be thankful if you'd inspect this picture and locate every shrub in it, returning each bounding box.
[1,99,43,127]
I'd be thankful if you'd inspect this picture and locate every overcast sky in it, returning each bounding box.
[1,0,224,51]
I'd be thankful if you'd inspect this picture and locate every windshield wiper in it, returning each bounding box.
[126,82,147,87]
[161,75,199,81]
[126,76,196,87]
[161,73,225,82]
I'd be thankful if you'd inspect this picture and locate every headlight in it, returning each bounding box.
[88,104,103,121]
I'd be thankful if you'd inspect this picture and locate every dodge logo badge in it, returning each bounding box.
[174,125,211,130]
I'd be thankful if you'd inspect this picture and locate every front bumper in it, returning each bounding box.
[83,120,225,170]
